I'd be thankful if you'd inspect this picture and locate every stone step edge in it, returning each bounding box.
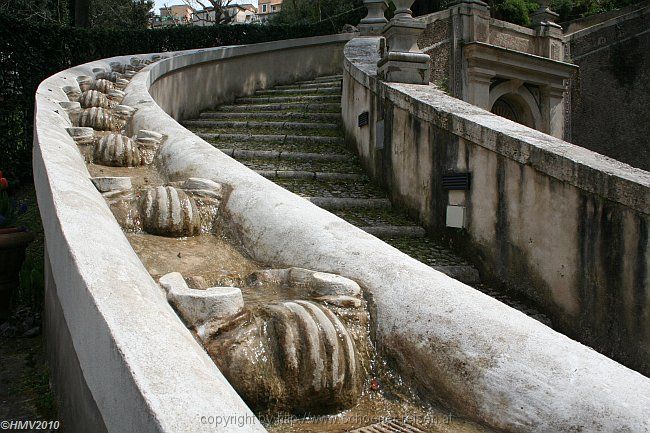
[198,132,343,144]
[306,197,392,209]
[256,170,363,181]
[216,102,341,112]
[274,82,343,90]
[361,225,426,238]
[255,87,341,95]
[199,111,340,120]
[218,148,352,162]
[183,120,339,130]
[235,96,341,104]
[296,75,343,84]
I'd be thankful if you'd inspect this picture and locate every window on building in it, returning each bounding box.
[262,4,267,12]
[271,5,276,11]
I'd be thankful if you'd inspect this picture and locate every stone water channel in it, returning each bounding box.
[63,64,536,432]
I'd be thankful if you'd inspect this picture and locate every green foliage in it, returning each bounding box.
[90,0,154,29]
[489,0,643,25]
[0,14,351,182]
[494,0,538,26]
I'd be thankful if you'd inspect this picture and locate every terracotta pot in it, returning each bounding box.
[0,229,34,319]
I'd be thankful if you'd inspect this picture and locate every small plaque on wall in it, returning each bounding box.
[375,120,384,150]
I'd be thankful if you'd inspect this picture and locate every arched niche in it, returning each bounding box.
[489,81,542,130]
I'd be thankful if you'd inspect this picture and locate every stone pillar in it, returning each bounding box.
[465,68,493,109]
[377,0,430,84]
[359,0,388,36]
[540,85,566,138]
[448,0,491,98]
[533,0,564,60]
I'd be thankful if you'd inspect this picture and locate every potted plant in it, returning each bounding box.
[0,171,33,319]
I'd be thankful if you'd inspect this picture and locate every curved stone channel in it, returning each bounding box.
[65,66,494,432]
[182,75,551,326]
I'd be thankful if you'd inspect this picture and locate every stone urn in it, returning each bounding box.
[0,228,34,319]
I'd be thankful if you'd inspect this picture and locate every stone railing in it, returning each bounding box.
[34,34,351,432]
[343,35,650,382]
[35,31,650,433]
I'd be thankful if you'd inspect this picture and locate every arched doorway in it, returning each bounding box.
[490,93,536,129]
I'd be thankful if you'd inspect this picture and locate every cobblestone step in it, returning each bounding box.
[306,197,392,210]
[236,95,340,104]
[296,75,342,84]
[199,111,341,122]
[255,87,340,96]
[217,149,353,162]
[256,170,364,181]
[184,119,339,131]
[196,132,344,145]
[216,102,341,112]
[240,157,362,173]
[274,82,342,90]
[213,141,349,154]
[361,226,426,238]
[274,178,385,200]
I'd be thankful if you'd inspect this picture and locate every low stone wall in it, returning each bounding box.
[127,37,650,432]
[33,35,351,432]
[343,36,650,378]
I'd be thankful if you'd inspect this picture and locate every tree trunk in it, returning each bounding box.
[74,0,90,27]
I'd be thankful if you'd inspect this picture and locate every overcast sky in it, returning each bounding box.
[153,0,259,13]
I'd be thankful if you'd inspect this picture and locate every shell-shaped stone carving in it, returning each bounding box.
[209,300,362,414]
[91,79,114,93]
[93,134,142,167]
[79,90,111,109]
[140,186,201,237]
[96,70,122,83]
[77,76,94,92]
[63,85,81,102]
[77,107,116,131]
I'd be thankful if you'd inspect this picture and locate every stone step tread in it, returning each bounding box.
[256,170,364,181]
[306,197,392,210]
[274,81,342,90]
[330,207,420,228]
[184,119,340,131]
[195,132,344,144]
[361,225,426,238]
[217,148,354,161]
[198,112,341,121]
[382,236,474,268]
[274,177,385,200]
[296,75,342,84]
[236,95,341,104]
[240,158,363,174]
[213,141,349,154]
[216,102,341,113]
[255,87,341,96]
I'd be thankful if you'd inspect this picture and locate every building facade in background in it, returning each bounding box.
[152,5,195,27]
[257,0,282,22]
[193,4,258,26]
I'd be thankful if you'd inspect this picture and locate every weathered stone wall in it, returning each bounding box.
[343,37,650,377]
[417,11,451,87]
[33,35,352,433]
[566,5,650,170]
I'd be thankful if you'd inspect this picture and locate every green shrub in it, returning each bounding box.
[495,0,539,26]
[0,13,359,183]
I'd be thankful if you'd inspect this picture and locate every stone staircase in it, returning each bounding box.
[183,74,482,285]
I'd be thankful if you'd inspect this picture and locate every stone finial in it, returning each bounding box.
[377,0,430,84]
[531,0,561,28]
[359,0,389,36]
